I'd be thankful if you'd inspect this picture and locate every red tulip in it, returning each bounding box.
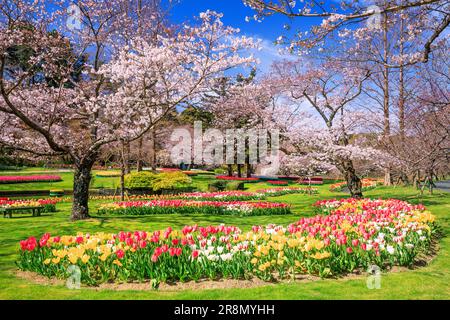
[39,233,50,247]
[192,250,199,259]
[346,247,353,254]
[116,249,125,259]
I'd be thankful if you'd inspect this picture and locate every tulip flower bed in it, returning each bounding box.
[256,187,319,196]
[176,189,319,201]
[97,200,291,216]
[330,179,383,192]
[267,180,289,186]
[176,191,266,201]
[95,171,121,177]
[216,175,260,182]
[0,175,62,184]
[0,199,57,212]
[88,187,318,203]
[17,198,436,286]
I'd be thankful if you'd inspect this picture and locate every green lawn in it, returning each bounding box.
[0,169,215,191]
[0,172,449,299]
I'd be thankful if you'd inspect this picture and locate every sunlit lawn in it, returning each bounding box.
[0,170,448,299]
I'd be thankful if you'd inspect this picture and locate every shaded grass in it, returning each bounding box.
[0,174,449,299]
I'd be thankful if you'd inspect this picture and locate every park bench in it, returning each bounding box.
[1,206,43,218]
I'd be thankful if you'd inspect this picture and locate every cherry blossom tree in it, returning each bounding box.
[0,2,258,220]
[244,0,449,63]
[265,59,388,197]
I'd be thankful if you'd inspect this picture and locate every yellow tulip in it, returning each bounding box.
[113,259,122,267]
[81,254,90,264]
[52,257,61,264]
[100,253,109,261]
[68,255,78,264]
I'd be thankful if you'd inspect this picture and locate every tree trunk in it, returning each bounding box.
[382,12,392,186]
[246,164,252,178]
[341,160,363,198]
[120,141,126,201]
[71,163,93,221]
[125,141,131,174]
[245,151,252,178]
[384,167,392,186]
[149,129,156,171]
[136,137,143,172]
[120,164,125,201]
[227,164,233,177]
[399,171,409,185]
[237,164,242,178]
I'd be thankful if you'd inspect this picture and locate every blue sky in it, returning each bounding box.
[169,0,324,73]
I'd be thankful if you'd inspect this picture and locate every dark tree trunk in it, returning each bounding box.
[120,165,125,201]
[341,160,363,198]
[71,162,94,221]
[245,148,252,178]
[227,164,233,177]
[120,141,126,201]
[125,141,131,174]
[246,164,252,178]
[237,164,242,178]
[399,171,409,185]
[149,129,157,171]
[136,137,143,172]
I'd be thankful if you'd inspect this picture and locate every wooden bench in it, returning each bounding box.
[1,206,43,218]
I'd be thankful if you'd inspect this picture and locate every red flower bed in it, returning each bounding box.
[267,180,289,186]
[216,175,259,182]
[98,200,290,216]
[0,198,58,212]
[0,175,62,184]
[277,176,300,181]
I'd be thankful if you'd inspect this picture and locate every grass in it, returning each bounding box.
[0,171,449,299]
[0,169,215,192]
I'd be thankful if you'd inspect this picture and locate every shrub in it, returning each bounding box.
[151,171,192,191]
[208,180,228,191]
[214,168,227,174]
[124,171,156,190]
[225,181,245,190]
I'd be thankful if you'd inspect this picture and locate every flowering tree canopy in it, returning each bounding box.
[0,2,258,220]
[244,0,449,63]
